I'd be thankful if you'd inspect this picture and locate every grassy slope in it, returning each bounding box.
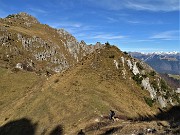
[0,68,46,133]
[0,17,160,134]
[0,47,159,134]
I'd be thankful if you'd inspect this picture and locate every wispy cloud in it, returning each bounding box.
[122,47,165,52]
[29,8,47,14]
[48,21,98,40]
[87,0,179,12]
[69,31,127,43]
[150,30,179,40]
[127,20,141,24]
[126,0,179,12]
[49,22,82,29]
[119,39,155,44]
[92,33,126,40]
[106,17,118,23]
[106,16,143,24]
[136,39,154,42]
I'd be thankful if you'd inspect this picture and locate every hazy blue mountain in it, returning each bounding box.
[129,52,180,75]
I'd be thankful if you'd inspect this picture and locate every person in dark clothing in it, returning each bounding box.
[109,110,115,120]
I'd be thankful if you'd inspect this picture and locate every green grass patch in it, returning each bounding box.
[144,97,154,107]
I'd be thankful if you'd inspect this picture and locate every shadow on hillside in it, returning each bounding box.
[134,106,180,122]
[49,125,63,135]
[129,106,180,134]
[133,106,180,133]
[0,118,64,135]
[99,126,123,135]
[0,118,37,135]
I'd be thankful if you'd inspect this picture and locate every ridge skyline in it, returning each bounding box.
[0,0,179,53]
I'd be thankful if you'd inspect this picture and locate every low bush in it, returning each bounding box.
[136,62,144,70]
[105,41,111,48]
[123,51,128,55]
[149,71,156,76]
[144,97,154,107]
[160,79,168,91]
[132,74,143,85]
[151,80,159,91]
[54,78,59,83]
[109,55,115,58]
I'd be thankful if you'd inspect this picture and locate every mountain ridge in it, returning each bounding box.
[0,12,180,134]
[0,12,104,74]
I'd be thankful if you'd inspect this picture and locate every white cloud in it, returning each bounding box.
[150,30,179,40]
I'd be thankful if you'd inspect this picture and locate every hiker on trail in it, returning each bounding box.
[109,110,115,120]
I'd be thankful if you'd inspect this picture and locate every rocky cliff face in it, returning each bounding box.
[107,49,179,108]
[0,12,103,74]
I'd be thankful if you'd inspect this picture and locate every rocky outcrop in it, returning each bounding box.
[142,78,156,99]
[111,54,179,107]
[0,14,104,73]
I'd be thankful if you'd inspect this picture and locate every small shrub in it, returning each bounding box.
[136,62,144,70]
[144,97,154,107]
[164,91,170,99]
[123,51,128,55]
[151,80,159,91]
[160,79,168,91]
[109,55,115,58]
[173,94,180,104]
[54,78,59,83]
[142,74,148,78]
[132,74,143,85]
[149,71,156,76]
[6,14,15,18]
[105,41,111,48]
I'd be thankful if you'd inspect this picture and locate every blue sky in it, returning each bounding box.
[0,0,179,52]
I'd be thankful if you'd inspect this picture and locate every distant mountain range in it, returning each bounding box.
[129,52,180,75]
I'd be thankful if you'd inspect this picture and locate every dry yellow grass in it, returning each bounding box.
[0,46,159,134]
[0,15,162,134]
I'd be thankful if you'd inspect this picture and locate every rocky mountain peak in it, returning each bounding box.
[0,12,39,28]
[6,12,39,24]
[0,12,104,74]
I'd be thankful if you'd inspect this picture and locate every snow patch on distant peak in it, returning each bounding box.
[139,51,179,55]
